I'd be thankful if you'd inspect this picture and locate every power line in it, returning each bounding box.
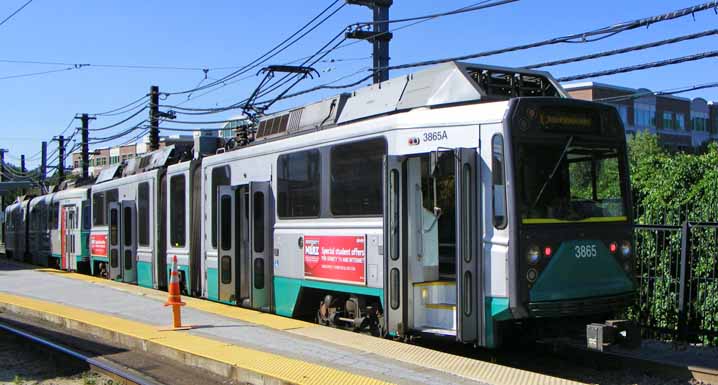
[380,1,718,72]
[0,59,219,72]
[89,107,148,131]
[525,29,718,69]
[0,0,33,29]
[166,0,347,96]
[353,0,517,26]
[90,94,148,117]
[557,50,718,82]
[0,66,77,81]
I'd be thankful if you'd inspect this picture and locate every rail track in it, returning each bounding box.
[0,321,161,385]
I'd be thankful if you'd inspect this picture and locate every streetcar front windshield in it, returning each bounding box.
[516,141,627,224]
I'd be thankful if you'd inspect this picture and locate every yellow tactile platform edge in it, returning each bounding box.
[36,266,586,385]
[0,292,392,385]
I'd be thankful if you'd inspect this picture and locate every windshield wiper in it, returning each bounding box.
[531,136,574,209]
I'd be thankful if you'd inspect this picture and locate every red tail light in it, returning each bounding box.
[609,242,618,253]
[543,246,552,257]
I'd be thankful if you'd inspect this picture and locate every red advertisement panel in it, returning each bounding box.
[90,234,108,256]
[304,235,366,285]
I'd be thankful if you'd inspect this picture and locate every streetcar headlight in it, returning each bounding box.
[527,268,538,282]
[527,245,540,265]
[620,240,631,257]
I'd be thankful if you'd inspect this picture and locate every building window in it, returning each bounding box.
[330,138,386,216]
[662,111,674,130]
[612,104,629,126]
[74,161,79,168]
[691,111,709,132]
[211,166,230,248]
[170,175,186,248]
[138,182,150,247]
[676,113,685,131]
[634,103,656,129]
[277,149,320,218]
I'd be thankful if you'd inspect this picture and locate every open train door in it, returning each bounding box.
[455,147,483,344]
[108,202,122,281]
[217,185,238,304]
[383,155,406,337]
[249,181,273,312]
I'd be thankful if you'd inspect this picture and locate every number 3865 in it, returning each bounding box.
[574,244,597,258]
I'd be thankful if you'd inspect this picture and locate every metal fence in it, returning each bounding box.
[632,221,718,344]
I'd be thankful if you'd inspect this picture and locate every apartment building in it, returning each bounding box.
[563,82,718,151]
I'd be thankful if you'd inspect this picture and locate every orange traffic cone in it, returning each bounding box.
[160,255,192,331]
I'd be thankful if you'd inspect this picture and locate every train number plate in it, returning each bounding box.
[574,244,597,259]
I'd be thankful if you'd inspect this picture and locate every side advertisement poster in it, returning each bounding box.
[90,234,108,256]
[304,235,366,285]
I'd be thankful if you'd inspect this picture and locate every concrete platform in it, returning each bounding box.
[0,259,583,385]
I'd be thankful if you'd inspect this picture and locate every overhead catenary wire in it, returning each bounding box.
[557,50,718,82]
[89,106,148,131]
[352,0,517,26]
[165,0,518,113]
[0,67,78,81]
[90,94,149,117]
[378,1,718,72]
[524,29,718,69]
[166,0,347,96]
[0,0,33,29]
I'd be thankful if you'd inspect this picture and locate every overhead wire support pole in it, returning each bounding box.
[0,149,6,210]
[40,141,47,191]
[78,113,95,180]
[20,155,26,195]
[54,135,65,184]
[346,0,392,83]
[149,85,160,151]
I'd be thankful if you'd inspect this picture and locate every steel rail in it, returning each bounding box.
[0,322,160,385]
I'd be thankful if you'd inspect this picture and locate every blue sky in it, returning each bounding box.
[1,0,716,169]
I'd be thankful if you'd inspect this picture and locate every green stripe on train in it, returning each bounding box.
[273,276,384,317]
[137,261,153,288]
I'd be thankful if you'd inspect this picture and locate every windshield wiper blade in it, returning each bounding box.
[531,136,575,209]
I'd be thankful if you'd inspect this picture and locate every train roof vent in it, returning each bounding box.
[96,164,122,184]
[122,146,175,176]
[256,113,290,139]
[466,65,562,98]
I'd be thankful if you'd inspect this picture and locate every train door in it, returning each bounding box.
[238,185,251,307]
[455,148,483,344]
[249,181,272,312]
[108,202,122,280]
[121,201,137,284]
[384,155,405,337]
[60,206,67,269]
[217,186,238,304]
[63,205,78,270]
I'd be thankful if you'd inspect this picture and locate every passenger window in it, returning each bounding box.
[82,202,91,230]
[220,195,232,251]
[277,150,320,218]
[138,182,150,247]
[211,166,231,248]
[170,175,186,248]
[492,135,508,229]
[253,192,265,253]
[254,258,265,289]
[93,192,105,226]
[221,256,231,284]
[123,207,132,247]
[330,138,386,216]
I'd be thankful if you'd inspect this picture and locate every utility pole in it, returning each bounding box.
[149,85,160,151]
[40,141,47,191]
[0,149,6,210]
[54,135,65,184]
[346,0,392,83]
[79,113,95,180]
[20,155,26,195]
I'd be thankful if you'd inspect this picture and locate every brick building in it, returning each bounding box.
[71,133,207,176]
[563,82,718,151]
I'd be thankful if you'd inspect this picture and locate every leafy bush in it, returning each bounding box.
[628,133,718,344]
